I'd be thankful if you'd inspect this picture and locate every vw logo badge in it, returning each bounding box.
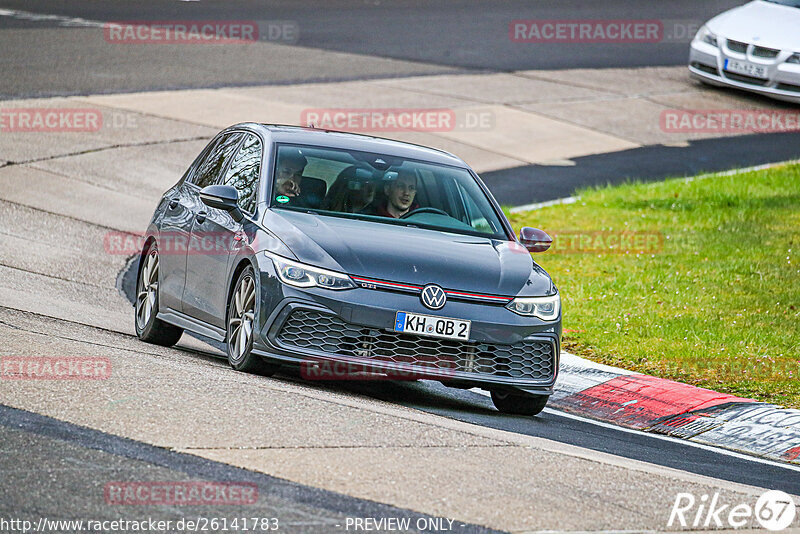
[420,284,446,310]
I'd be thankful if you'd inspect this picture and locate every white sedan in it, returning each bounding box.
[689,0,800,103]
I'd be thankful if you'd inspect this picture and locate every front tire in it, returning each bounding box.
[226,266,277,376]
[491,390,548,416]
[135,244,183,347]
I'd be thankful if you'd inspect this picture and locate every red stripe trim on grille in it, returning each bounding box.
[351,276,512,303]
[444,290,513,302]
[351,276,422,291]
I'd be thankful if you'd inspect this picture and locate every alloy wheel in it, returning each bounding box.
[228,273,256,362]
[136,250,159,331]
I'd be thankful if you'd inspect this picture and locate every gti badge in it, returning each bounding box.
[420,284,446,310]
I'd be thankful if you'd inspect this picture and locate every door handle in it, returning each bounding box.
[196,211,207,224]
[168,197,180,210]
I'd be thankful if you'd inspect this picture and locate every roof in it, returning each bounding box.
[229,123,467,168]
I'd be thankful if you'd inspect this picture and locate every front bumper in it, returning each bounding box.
[251,263,560,394]
[689,39,800,104]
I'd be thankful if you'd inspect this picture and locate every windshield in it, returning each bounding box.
[270,144,509,240]
[763,0,800,6]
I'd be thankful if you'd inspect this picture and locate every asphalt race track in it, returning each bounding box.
[2,1,800,532]
[0,0,748,97]
[482,132,800,205]
[0,405,499,534]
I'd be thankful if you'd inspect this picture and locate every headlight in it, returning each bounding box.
[506,294,560,321]
[694,25,718,47]
[268,254,355,290]
[787,53,800,64]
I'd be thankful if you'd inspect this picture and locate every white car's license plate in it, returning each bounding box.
[724,59,767,79]
[394,311,471,341]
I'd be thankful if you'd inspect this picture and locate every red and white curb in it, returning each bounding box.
[473,352,800,465]
[550,353,800,465]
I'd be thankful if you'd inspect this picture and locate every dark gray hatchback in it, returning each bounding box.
[135,124,561,415]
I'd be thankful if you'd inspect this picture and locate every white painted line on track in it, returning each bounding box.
[509,196,577,213]
[509,158,800,212]
[469,388,800,473]
[0,8,104,28]
[687,158,800,182]
[559,351,635,375]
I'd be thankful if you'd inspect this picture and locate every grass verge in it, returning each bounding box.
[509,163,800,407]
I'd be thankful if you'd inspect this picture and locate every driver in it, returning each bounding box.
[275,150,306,200]
[375,170,418,218]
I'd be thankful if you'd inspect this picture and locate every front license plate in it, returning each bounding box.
[724,59,767,79]
[395,311,471,341]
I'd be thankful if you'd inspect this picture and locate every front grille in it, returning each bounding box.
[723,71,769,86]
[277,309,555,381]
[752,46,779,59]
[727,39,748,53]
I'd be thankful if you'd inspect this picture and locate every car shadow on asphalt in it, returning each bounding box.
[273,366,503,416]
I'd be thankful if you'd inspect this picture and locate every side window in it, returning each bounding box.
[454,180,496,234]
[223,133,262,214]
[193,133,244,189]
[179,141,214,184]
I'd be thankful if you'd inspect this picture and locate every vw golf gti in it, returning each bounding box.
[135,124,561,415]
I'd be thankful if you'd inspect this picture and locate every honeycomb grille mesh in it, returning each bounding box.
[726,39,748,53]
[277,309,555,381]
[752,45,779,58]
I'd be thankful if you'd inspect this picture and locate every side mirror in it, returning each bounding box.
[519,227,552,253]
[200,185,244,223]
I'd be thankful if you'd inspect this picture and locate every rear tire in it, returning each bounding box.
[226,266,278,376]
[491,390,548,416]
[135,244,184,347]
